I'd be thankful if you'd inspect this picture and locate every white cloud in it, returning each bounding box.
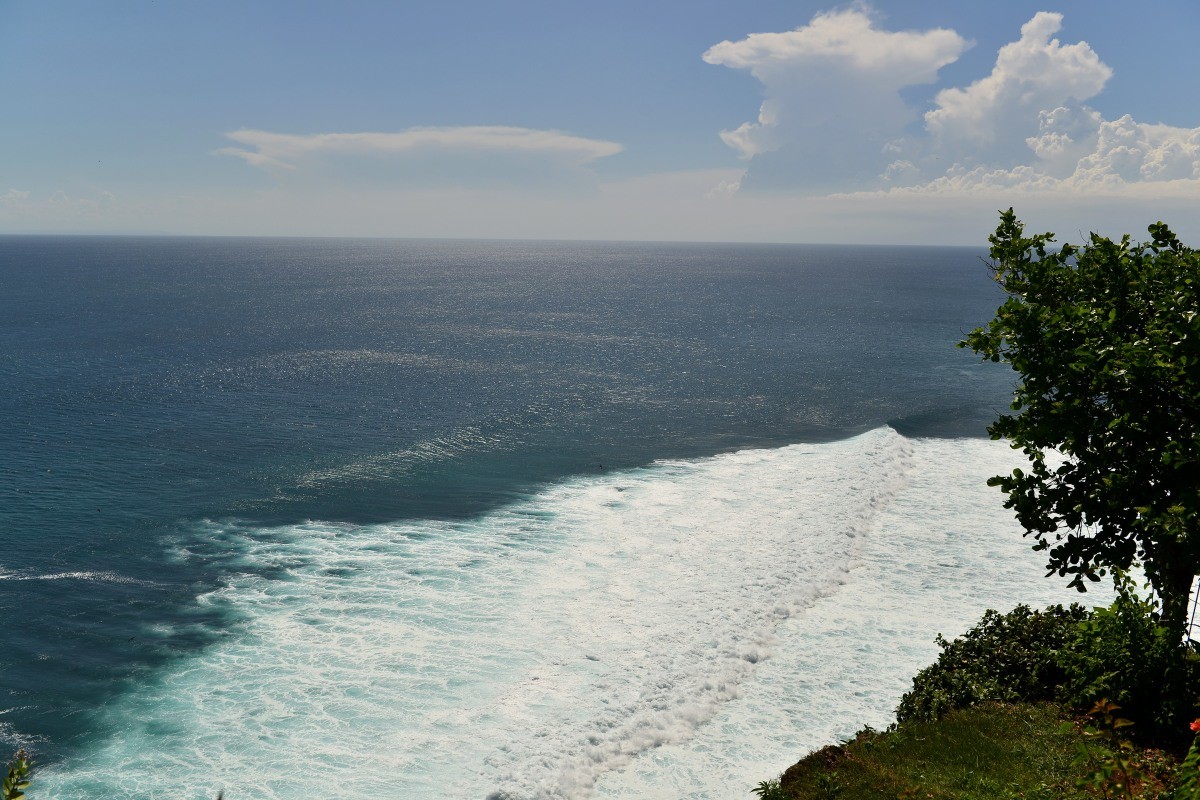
[703,6,967,189]
[912,14,1200,195]
[924,12,1111,163]
[1070,116,1200,184]
[702,6,965,83]
[217,126,623,171]
[0,189,31,210]
[884,112,1200,195]
[878,11,1200,196]
[1023,105,1103,177]
[16,9,1200,242]
[708,6,1200,205]
[704,176,743,199]
[879,160,919,184]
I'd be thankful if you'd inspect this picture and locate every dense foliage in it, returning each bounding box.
[961,210,1200,632]
[759,210,1200,798]
[896,604,1088,724]
[898,599,1199,745]
[1060,583,1200,743]
[765,595,1200,798]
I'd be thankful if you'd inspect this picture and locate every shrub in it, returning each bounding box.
[1173,722,1200,799]
[896,604,1089,724]
[751,778,789,800]
[1059,580,1200,744]
[3,750,31,800]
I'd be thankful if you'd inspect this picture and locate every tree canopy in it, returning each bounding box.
[962,209,1200,632]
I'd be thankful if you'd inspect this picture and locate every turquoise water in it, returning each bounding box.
[0,237,1081,798]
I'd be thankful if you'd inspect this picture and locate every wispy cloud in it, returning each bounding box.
[0,188,116,216]
[0,189,32,210]
[216,126,624,171]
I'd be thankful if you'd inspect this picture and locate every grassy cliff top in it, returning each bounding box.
[762,702,1180,800]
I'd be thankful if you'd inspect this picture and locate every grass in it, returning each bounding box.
[770,702,1179,800]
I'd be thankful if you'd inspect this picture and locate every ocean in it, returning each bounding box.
[0,236,1099,798]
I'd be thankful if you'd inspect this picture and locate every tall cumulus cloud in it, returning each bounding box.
[708,7,1200,196]
[702,6,967,191]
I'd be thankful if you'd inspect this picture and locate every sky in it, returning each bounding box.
[3,1,1200,244]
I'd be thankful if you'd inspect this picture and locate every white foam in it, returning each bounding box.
[35,428,1097,799]
[295,425,513,488]
[592,436,1110,798]
[0,570,151,585]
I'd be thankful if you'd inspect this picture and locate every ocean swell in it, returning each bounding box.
[37,428,922,799]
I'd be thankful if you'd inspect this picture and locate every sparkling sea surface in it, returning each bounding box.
[0,236,1092,798]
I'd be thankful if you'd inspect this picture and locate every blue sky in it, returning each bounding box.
[3,1,1199,243]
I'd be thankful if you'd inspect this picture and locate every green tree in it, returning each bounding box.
[962,209,1200,634]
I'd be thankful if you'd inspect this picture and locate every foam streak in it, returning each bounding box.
[39,429,1033,800]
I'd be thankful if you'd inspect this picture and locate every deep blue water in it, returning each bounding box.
[0,236,1012,768]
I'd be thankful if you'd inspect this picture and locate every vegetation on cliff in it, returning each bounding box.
[760,211,1200,798]
[757,592,1200,799]
[961,209,1200,633]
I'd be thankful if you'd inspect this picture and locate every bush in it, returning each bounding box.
[1059,581,1200,745]
[897,592,1200,748]
[3,750,31,800]
[896,604,1089,724]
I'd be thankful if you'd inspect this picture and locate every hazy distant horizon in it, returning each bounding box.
[3,1,1200,244]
